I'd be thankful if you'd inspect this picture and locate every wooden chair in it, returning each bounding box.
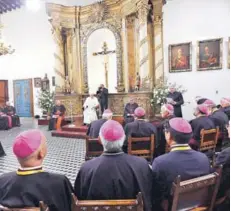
[200,127,219,165]
[85,137,103,160]
[71,193,143,211]
[128,134,154,161]
[169,167,222,211]
[0,202,49,211]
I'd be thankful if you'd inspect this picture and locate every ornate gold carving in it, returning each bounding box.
[89,1,108,23]
[136,0,150,25]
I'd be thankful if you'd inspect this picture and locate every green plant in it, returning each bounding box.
[151,78,187,113]
[38,90,55,113]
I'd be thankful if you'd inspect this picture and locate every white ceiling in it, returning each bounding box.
[46,0,100,6]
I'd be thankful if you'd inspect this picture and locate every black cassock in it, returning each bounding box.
[190,116,216,142]
[87,119,107,138]
[124,120,157,153]
[3,106,20,127]
[97,88,108,113]
[48,105,66,131]
[209,110,229,134]
[74,152,153,211]
[166,91,184,117]
[220,106,230,120]
[0,169,73,211]
[0,142,6,157]
[155,115,175,158]
[0,116,9,130]
[123,103,138,125]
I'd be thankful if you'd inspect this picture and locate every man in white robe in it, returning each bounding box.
[83,94,99,125]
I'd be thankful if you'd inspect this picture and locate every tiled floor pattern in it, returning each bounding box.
[0,118,85,185]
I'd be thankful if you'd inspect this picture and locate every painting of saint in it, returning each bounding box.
[198,38,222,71]
[169,42,192,73]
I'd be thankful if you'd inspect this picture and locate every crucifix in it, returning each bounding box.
[93,42,116,88]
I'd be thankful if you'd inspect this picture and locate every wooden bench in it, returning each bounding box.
[85,137,103,160]
[200,127,219,165]
[128,134,155,161]
[0,202,48,211]
[71,192,143,211]
[168,167,222,211]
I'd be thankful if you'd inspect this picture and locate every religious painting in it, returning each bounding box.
[169,42,192,73]
[197,38,222,71]
[34,78,41,88]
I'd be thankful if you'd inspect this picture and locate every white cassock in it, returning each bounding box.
[83,96,99,124]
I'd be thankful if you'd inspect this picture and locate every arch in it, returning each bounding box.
[82,22,123,93]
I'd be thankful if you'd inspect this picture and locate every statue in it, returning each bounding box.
[41,74,50,91]
[64,76,71,94]
[135,72,141,91]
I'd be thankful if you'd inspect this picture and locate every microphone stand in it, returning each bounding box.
[68,101,75,128]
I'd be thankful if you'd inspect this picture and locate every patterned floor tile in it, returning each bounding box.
[0,118,85,185]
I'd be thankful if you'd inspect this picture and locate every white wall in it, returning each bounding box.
[163,0,230,120]
[0,3,55,116]
[87,28,117,93]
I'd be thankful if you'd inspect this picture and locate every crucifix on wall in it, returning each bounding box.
[93,42,116,88]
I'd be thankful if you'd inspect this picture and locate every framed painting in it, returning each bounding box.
[169,42,192,73]
[197,38,223,71]
[34,77,41,88]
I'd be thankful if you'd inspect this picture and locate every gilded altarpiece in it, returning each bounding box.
[46,0,165,117]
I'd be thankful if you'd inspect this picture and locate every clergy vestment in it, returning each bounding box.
[123,103,138,124]
[98,87,108,113]
[0,142,6,157]
[3,106,20,127]
[152,145,211,209]
[220,106,230,120]
[74,152,153,211]
[190,116,216,142]
[83,97,99,125]
[166,91,184,117]
[155,115,175,157]
[124,120,157,153]
[0,115,10,130]
[0,168,73,211]
[48,105,66,131]
[87,119,107,138]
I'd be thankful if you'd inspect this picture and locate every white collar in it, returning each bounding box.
[19,165,42,171]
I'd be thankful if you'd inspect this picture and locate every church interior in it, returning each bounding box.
[0,0,230,210]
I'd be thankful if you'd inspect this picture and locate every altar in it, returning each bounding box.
[46,0,165,119]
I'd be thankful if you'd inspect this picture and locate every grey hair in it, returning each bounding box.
[102,113,113,120]
[99,134,125,152]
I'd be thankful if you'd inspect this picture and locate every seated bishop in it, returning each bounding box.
[155,104,175,157]
[87,109,113,138]
[3,101,20,127]
[0,107,11,130]
[74,120,153,211]
[83,93,99,126]
[189,104,215,150]
[123,98,139,125]
[124,107,157,153]
[220,97,230,120]
[48,100,66,131]
[152,118,211,210]
[0,130,73,211]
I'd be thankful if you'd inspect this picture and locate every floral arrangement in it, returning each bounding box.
[38,90,55,114]
[151,78,187,113]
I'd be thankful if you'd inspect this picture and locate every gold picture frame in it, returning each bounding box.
[197,38,223,71]
[34,77,41,88]
[169,42,192,73]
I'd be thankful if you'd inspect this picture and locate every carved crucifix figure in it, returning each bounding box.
[93,42,116,89]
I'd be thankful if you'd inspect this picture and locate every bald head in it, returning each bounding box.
[56,100,61,106]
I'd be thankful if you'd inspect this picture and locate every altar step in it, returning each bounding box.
[51,119,88,139]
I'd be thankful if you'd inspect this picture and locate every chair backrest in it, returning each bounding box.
[0,202,49,211]
[85,137,103,160]
[170,167,222,211]
[71,193,143,211]
[200,127,219,152]
[128,134,154,161]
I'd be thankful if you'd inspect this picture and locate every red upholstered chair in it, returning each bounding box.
[71,193,144,211]
[0,201,49,211]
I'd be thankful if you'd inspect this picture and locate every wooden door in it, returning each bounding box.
[13,79,34,117]
[0,80,9,107]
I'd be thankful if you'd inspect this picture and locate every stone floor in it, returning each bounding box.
[0,118,85,185]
